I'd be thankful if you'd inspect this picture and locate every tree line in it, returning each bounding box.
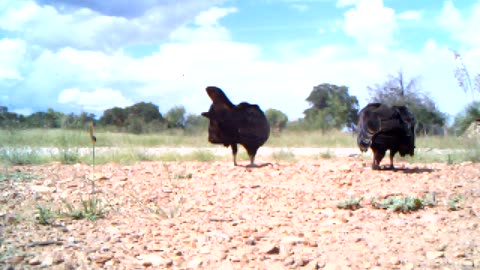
[1,71,479,136]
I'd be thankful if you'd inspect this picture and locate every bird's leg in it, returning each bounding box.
[389,151,396,170]
[231,144,238,166]
[372,156,380,170]
[372,149,384,170]
[246,147,259,168]
[246,154,258,168]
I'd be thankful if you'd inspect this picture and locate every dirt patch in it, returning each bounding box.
[1,158,480,269]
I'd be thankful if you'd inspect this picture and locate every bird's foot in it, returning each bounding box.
[246,162,272,168]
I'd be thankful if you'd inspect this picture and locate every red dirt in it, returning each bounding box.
[1,158,479,269]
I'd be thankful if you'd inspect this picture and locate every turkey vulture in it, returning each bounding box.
[357,103,415,170]
[201,86,270,167]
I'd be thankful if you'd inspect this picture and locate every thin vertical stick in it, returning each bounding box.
[89,122,97,194]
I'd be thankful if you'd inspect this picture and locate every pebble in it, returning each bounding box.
[426,251,444,260]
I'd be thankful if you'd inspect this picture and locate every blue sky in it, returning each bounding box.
[0,0,479,121]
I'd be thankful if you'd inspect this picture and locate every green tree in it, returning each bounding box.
[77,112,96,129]
[100,107,128,127]
[303,83,359,132]
[165,105,186,128]
[0,106,24,128]
[184,113,208,134]
[265,108,288,133]
[451,101,480,135]
[367,71,446,135]
[25,112,46,128]
[44,108,63,128]
[126,102,163,123]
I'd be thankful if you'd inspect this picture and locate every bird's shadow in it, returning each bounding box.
[378,166,435,174]
[237,162,273,169]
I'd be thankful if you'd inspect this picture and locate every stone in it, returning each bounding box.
[187,257,203,269]
[137,253,170,267]
[426,251,444,260]
[259,243,280,255]
[28,256,41,266]
[323,262,342,270]
[280,236,304,246]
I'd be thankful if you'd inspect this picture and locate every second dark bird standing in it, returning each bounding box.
[357,103,416,170]
[202,86,270,167]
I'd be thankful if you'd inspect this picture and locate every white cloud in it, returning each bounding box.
[437,1,480,47]
[0,39,26,80]
[0,0,224,51]
[1,0,476,122]
[397,10,422,21]
[58,88,133,111]
[170,7,237,42]
[58,88,81,104]
[194,6,236,26]
[336,0,360,8]
[342,0,397,50]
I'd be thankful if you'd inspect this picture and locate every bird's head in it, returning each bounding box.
[357,136,371,152]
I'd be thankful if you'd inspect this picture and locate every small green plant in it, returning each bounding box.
[174,173,193,179]
[157,201,184,219]
[0,243,15,262]
[135,150,155,161]
[0,147,45,165]
[129,192,185,219]
[271,149,296,162]
[372,194,435,213]
[319,150,334,159]
[61,195,106,221]
[162,163,193,188]
[465,147,480,162]
[337,197,363,210]
[36,204,56,225]
[169,172,192,189]
[447,195,464,211]
[0,171,38,182]
[59,148,81,164]
[190,150,216,162]
[447,154,453,165]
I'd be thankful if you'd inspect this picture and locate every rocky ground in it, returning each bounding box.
[1,156,479,269]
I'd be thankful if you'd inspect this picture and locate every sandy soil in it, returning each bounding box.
[1,157,479,269]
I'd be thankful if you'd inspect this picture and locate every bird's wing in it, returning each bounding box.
[206,86,235,110]
[235,104,270,146]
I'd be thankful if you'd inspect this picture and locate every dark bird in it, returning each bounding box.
[201,86,270,167]
[357,103,415,170]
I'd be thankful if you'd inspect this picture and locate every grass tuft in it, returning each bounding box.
[336,197,363,210]
[319,149,335,159]
[446,195,464,211]
[0,147,46,165]
[36,204,56,225]
[372,193,436,213]
[61,195,106,221]
[0,171,38,182]
[189,150,216,162]
[129,191,186,219]
[271,149,296,162]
